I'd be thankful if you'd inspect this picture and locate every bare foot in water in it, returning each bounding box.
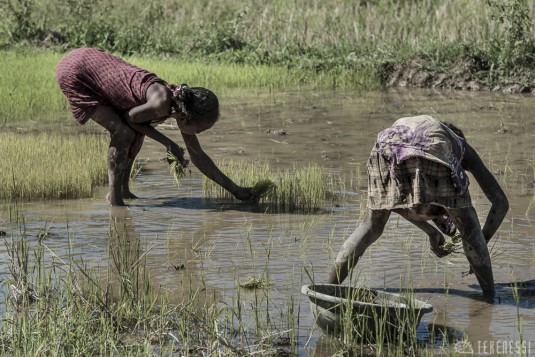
[106,192,126,206]
[122,191,138,200]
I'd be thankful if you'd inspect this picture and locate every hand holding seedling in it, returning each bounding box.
[167,150,190,185]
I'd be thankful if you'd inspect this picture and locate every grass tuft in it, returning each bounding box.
[0,131,108,200]
[202,160,335,213]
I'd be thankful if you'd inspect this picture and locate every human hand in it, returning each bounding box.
[167,145,189,169]
[232,186,254,202]
[429,232,451,258]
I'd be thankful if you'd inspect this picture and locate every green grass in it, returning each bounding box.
[0,49,376,126]
[202,160,334,213]
[0,207,299,356]
[0,132,108,200]
[2,1,534,109]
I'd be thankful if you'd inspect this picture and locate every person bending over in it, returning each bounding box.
[56,48,252,206]
[327,115,508,298]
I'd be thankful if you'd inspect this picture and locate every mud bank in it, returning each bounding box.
[383,58,534,94]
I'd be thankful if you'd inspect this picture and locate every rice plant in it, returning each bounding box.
[202,160,335,213]
[0,131,108,200]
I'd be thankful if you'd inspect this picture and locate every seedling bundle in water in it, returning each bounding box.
[250,179,276,200]
[238,276,269,289]
[167,151,189,185]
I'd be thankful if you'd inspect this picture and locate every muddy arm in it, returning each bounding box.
[181,131,252,201]
[123,119,187,166]
[463,144,509,242]
[395,211,450,258]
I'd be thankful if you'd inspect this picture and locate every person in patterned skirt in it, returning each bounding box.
[56,48,252,206]
[327,115,508,298]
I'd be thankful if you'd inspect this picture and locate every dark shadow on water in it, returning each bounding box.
[417,322,466,348]
[131,196,331,215]
[374,282,535,308]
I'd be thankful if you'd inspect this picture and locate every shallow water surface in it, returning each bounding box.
[1,88,534,355]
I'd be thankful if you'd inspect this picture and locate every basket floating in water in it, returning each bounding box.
[301,284,433,343]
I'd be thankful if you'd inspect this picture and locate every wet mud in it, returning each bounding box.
[384,58,535,94]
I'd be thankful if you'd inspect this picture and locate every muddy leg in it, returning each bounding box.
[106,147,129,206]
[327,209,390,284]
[91,106,136,206]
[121,158,138,199]
[448,207,495,298]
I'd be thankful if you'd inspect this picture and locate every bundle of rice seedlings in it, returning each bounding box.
[238,276,268,289]
[167,151,189,186]
[250,179,276,200]
[440,233,463,254]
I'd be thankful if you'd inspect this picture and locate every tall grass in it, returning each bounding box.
[3,0,533,56]
[1,0,534,88]
[202,160,333,213]
[0,132,108,200]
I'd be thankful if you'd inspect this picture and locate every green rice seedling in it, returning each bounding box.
[250,179,277,200]
[440,233,463,254]
[1,206,295,356]
[202,160,334,213]
[166,151,189,186]
[0,132,108,200]
[510,273,526,353]
[238,275,268,289]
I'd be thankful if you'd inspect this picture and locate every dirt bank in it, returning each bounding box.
[382,58,534,94]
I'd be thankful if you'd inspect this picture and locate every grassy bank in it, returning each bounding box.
[1,0,534,90]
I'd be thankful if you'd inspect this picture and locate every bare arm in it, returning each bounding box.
[126,82,171,124]
[181,131,252,200]
[125,121,187,166]
[463,144,509,242]
[123,83,187,165]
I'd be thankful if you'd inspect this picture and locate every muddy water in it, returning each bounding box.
[1,88,535,355]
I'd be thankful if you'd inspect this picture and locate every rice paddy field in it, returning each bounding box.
[0,86,534,356]
[1,0,535,354]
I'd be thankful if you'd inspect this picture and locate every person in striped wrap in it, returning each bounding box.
[328,115,508,299]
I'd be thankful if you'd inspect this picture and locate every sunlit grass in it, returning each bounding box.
[0,50,67,124]
[0,132,108,200]
[0,49,377,126]
[0,206,299,356]
[202,160,334,212]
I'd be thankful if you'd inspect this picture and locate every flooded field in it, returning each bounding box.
[1,88,534,355]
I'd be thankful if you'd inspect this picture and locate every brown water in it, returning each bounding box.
[1,88,534,355]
